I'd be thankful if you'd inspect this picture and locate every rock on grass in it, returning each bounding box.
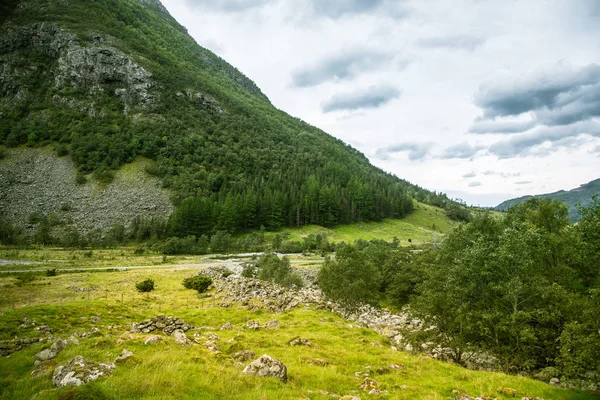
[52,356,115,388]
[242,354,287,383]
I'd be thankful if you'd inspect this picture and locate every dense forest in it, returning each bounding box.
[0,0,467,235]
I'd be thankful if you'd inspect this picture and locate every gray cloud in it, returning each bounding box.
[514,181,532,185]
[469,118,537,135]
[488,120,600,158]
[183,0,269,12]
[375,142,434,161]
[311,0,384,19]
[463,171,477,178]
[439,142,484,159]
[472,63,600,157]
[468,181,482,187]
[483,170,521,178]
[291,49,397,87]
[418,35,484,51]
[309,0,411,20]
[322,85,400,113]
[474,63,600,120]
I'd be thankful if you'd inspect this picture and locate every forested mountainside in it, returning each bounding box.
[0,0,464,236]
[496,178,600,222]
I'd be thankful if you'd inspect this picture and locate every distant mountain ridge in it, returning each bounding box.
[495,178,600,221]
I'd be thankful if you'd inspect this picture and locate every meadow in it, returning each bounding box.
[0,249,595,400]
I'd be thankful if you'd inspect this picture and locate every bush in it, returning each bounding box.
[159,236,202,255]
[135,278,154,292]
[183,275,212,293]
[257,253,303,288]
[317,244,380,308]
[241,262,258,278]
[75,173,87,185]
[221,269,234,278]
[15,273,37,286]
[45,269,57,277]
[210,230,232,253]
[133,247,145,255]
[56,144,68,157]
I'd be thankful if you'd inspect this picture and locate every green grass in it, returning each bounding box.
[253,202,457,245]
[0,251,595,399]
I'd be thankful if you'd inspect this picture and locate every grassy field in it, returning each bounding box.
[0,251,595,399]
[249,202,458,245]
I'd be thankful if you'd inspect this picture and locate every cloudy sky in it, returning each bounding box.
[161,0,600,207]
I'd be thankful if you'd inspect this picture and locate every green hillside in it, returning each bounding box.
[0,0,467,237]
[250,202,457,245]
[495,178,600,221]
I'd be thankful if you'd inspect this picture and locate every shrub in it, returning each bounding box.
[45,269,57,277]
[133,247,145,255]
[183,275,212,293]
[56,144,68,157]
[135,278,154,292]
[257,253,303,288]
[221,269,234,278]
[241,262,258,278]
[15,273,37,286]
[75,173,87,185]
[210,230,232,253]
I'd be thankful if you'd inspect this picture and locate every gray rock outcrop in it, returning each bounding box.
[131,315,192,335]
[52,356,115,387]
[144,335,162,345]
[34,339,68,361]
[242,354,287,383]
[172,330,189,346]
[0,337,43,356]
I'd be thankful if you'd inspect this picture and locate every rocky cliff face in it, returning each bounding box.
[0,22,157,115]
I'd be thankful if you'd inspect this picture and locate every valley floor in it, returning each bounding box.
[0,248,595,400]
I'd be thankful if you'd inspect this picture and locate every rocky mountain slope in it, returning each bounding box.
[495,178,600,221]
[0,0,462,235]
[0,148,172,233]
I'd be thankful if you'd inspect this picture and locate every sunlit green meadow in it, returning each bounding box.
[0,258,595,400]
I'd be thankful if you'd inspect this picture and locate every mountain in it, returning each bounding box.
[495,178,600,221]
[0,0,463,237]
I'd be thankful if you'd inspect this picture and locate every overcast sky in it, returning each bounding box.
[161,0,600,207]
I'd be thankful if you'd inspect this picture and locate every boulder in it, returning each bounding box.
[34,339,68,361]
[245,320,260,330]
[204,340,220,352]
[52,356,114,387]
[115,349,133,362]
[264,320,280,329]
[359,378,379,391]
[242,354,287,383]
[144,335,162,345]
[289,337,311,347]
[220,322,233,330]
[172,330,189,346]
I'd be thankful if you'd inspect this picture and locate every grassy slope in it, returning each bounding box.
[0,260,594,400]
[250,202,457,245]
